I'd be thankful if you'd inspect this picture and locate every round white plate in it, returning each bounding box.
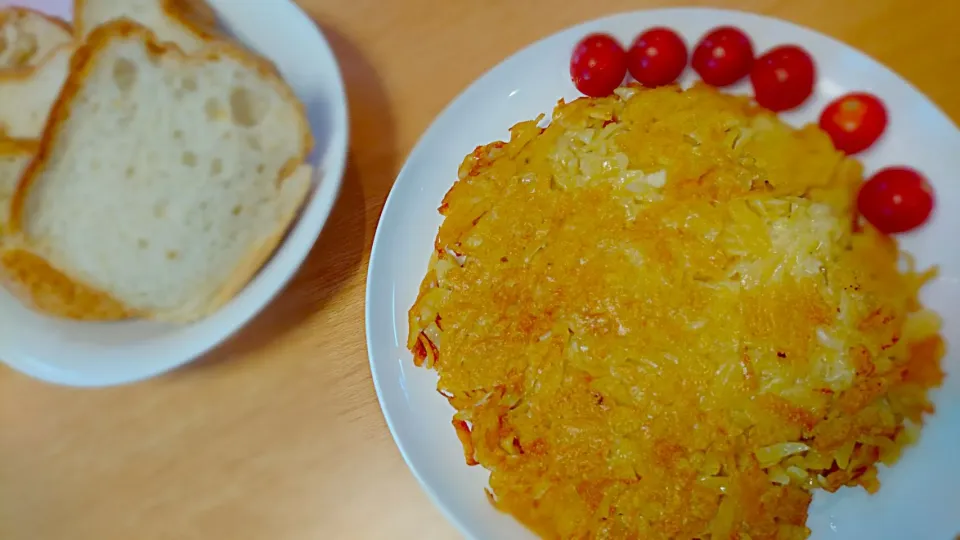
[367,8,960,540]
[0,0,349,387]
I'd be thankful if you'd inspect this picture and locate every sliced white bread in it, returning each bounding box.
[8,20,314,322]
[75,0,220,53]
[0,7,72,70]
[0,138,133,320]
[0,44,73,139]
[0,138,36,237]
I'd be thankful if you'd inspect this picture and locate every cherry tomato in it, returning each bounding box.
[691,26,754,87]
[857,167,935,234]
[627,27,688,87]
[750,45,816,112]
[570,33,627,97]
[819,92,888,154]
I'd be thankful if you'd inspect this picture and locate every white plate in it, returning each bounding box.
[366,8,960,540]
[0,0,349,387]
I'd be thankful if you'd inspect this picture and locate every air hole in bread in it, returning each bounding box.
[153,201,167,219]
[125,166,136,179]
[112,58,138,93]
[229,87,266,127]
[181,151,197,167]
[210,158,223,176]
[166,250,179,260]
[137,238,149,249]
[204,97,223,122]
[256,163,265,174]
[232,204,243,216]
[173,129,184,140]
[181,76,198,92]
[247,135,261,151]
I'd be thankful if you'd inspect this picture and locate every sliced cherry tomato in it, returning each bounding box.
[857,167,935,234]
[691,26,754,87]
[750,45,816,112]
[570,33,627,97]
[819,92,888,154]
[627,27,688,87]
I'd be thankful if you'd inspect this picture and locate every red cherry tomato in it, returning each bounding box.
[570,33,627,97]
[750,45,816,112]
[857,167,935,234]
[627,27,688,87]
[691,26,754,86]
[819,92,888,154]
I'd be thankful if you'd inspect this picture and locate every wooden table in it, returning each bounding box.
[1,1,957,538]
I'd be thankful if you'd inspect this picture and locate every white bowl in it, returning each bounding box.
[366,8,960,540]
[0,0,349,387]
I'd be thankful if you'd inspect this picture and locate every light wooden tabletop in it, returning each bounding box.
[1,1,958,539]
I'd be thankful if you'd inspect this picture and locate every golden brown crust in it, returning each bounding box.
[0,8,72,75]
[0,138,38,239]
[73,0,221,42]
[0,138,39,156]
[0,246,135,320]
[72,0,87,39]
[0,6,73,35]
[0,42,73,83]
[162,0,222,41]
[0,126,127,323]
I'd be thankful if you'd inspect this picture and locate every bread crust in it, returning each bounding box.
[0,138,39,156]
[8,19,314,322]
[0,246,136,320]
[0,44,74,141]
[0,6,72,36]
[0,138,132,320]
[0,7,73,73]
[0,42,73,84]
[0,138,38,237]
[74,0,222,43]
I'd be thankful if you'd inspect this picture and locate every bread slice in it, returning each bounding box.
[0,7,72,70]
[8,20,314,323]
[0,44,73,139]
[0,138,37,237]
[0,242,137,320]
[75,0,221,52]
[0,139,134,320]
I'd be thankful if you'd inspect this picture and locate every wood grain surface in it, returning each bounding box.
[1,1,958,539]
